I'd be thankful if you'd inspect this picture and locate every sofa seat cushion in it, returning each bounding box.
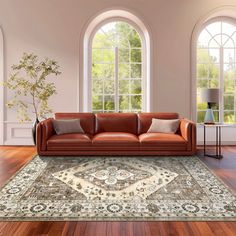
[92,132,139,147]
[139,133,187,150]
[47,133,92,150]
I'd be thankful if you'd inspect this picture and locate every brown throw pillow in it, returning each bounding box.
[147,118,180,134]
[52,119,84,135]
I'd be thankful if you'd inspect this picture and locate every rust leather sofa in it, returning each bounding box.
[36,112,196,156]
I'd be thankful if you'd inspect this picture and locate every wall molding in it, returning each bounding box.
[0,27,4,145]
[4,122,33,145]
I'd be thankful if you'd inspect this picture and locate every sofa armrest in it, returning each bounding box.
[180,118,196,153]
[36,118,55,152]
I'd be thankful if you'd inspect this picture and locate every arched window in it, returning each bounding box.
[196,18,236,124]
[82,10,152,112]
[92,21,142,112]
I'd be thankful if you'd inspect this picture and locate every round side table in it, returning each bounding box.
[200,123,231,159]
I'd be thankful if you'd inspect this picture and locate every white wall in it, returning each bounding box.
[0,0,236,145]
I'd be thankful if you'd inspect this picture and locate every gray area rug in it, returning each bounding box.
[0,156,235,221]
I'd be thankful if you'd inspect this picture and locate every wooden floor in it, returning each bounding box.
[0,146,235,236]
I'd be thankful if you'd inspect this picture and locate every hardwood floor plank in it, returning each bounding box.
[148,222,162,236]
[0,222,24,236]
[132,222,150,236]
[45,222,65,236]
[122,222,135,236]
[0,146,235,236]
[83,222,107,236]
[149,222,170,236]
[185,222,211,236]
[73,222,87,236]
[220,222,236,236]
[61,222,77,236]
[206,222,230,236]
[106,222,123,236]
[169,222,193,236]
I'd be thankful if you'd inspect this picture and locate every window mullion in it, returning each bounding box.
[115,46,119,112]
[129,46,131,112]
[220,46,224,123]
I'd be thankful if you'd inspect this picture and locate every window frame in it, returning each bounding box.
[81,10,152,113]
[192,16,236,124]
[0,27,4,145]
[91,19,144,113]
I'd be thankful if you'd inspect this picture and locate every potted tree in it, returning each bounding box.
[4,53,61,144]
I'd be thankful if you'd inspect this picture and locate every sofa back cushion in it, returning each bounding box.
[138,113,179,134]
[55,113,95,135]
[95,113,137,134]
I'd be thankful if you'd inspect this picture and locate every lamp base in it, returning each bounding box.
[204,122,215,125]
[204,108,215,124]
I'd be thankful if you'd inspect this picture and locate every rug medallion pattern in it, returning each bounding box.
[0,156,235,221]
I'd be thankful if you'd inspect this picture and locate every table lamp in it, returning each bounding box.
[200,88,219,124]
